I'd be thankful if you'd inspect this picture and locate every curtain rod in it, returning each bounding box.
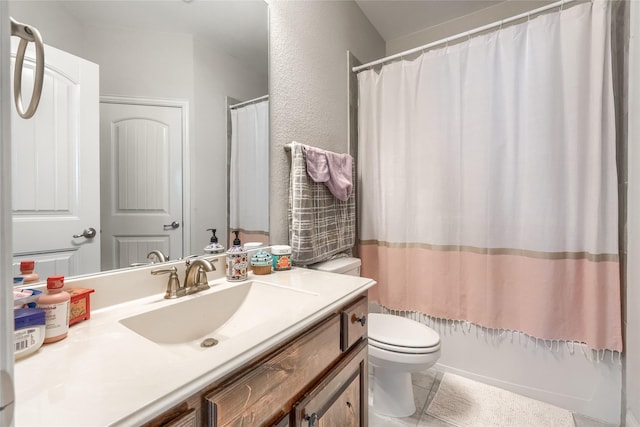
[353,0,577,73]
[229,94,269,110]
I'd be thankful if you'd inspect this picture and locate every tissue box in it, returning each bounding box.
[67,288,95,326]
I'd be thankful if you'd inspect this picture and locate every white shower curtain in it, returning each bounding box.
[358,2,622,351]
[229,99,269,245]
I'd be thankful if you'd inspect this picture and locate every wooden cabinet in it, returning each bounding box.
[292,340,367,427]
[143,395,201,427]
[145,294,368,427]
[205,313,343,426]
[340,296,368,351]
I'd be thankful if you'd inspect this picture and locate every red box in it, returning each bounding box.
[67,288,95,326]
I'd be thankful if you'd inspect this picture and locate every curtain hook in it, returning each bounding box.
[499,20,504,30]
[560,0,565,11]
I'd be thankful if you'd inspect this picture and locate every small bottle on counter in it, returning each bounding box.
[37,276,70,344]
[18,260,40,284]
[272,245,292,271]
[226,231,248,282]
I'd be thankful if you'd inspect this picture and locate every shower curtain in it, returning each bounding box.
[358,2,622,352]
[229,99,269,245]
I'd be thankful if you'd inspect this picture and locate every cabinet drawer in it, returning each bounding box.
[206,314,342,426]
[292,339,368,427]
[340,295,368,351]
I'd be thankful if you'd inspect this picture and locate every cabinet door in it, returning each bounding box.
[163,408,198,427]
[143,396,200,427]
[293,340,367,427]
[206,314,342,426]
[340,296,368,351]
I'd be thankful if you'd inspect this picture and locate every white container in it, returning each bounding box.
[308,257,361,276]
[37,276,70,343]
[271,245,292,271]
[14,308,46,359]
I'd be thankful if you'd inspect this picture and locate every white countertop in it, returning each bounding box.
[13,266,375,426]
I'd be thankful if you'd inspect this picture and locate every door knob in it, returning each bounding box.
[72,228,96,239]
[164,221,180,230]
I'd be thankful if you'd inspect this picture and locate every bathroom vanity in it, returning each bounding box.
[12,256,375,426]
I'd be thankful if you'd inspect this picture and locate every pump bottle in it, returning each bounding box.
[226,231,248,281]
[204,228,225,254]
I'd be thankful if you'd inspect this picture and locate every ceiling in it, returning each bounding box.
[53,0,512,72]
[55,0,269,73]
[354,0,505,43]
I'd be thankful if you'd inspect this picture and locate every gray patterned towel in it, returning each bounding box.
[288,142,356,265]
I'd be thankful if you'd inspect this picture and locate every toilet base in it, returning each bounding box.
[371,367,416,418]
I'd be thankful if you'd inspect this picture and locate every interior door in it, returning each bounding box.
[100,102,183,270]
[11,41,100,277]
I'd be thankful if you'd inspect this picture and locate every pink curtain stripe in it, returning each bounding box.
[360,243,623,351]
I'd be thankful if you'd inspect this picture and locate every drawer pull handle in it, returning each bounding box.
[353,314,366,326]
[305,412,318,426]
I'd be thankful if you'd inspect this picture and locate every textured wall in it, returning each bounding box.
[268,0,385,245]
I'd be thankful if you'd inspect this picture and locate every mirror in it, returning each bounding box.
[9,0,269,280]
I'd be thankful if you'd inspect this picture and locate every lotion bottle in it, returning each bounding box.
[37,275,70,343]
[204,228,225,254]
[226,231,248,282]
[19,260,40,284]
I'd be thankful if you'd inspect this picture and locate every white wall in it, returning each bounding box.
[9,1,84,56]
[385,1,555,56]
[626,2,640,426]
[192,37,267,254]
[268,0,385,245]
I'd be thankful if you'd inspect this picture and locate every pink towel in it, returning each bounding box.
[303,145,353,201]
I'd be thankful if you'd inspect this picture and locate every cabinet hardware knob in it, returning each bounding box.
[304,412,318,426]
[353,314,366,326]
[346,401,352,408]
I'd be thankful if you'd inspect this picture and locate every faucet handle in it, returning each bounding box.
[194,266,211,292]
[151,266,184,299]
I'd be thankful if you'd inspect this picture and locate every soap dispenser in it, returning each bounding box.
[204,228,225,254]
[226,231,248,282]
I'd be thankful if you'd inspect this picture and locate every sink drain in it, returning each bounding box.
[201,337,218,348]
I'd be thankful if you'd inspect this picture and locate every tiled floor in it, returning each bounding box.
[368,369,618,427]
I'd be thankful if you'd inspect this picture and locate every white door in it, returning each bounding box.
[11,42,100,278]
[100,102,183,270]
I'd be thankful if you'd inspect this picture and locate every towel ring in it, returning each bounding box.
[10,17,44,119]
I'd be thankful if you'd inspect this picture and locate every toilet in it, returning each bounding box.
[309,257,442,418]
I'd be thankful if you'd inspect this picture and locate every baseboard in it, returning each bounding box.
[628,410,640,427]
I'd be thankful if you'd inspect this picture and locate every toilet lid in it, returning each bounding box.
[368,313,440,350]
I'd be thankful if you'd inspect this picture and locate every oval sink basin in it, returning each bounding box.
[119,281,318,348]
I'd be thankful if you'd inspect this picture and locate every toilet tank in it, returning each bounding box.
[308,257,361,276]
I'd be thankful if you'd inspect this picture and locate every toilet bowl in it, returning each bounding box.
[308,257,442,418]
[368,313,441,417]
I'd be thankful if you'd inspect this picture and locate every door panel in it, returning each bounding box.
[100,102,183,269]
[11,41,100,276]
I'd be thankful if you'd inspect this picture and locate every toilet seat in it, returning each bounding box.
[369,337,440,354]
[368,313,440,354]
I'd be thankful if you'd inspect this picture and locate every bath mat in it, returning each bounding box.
[426,373,574,427]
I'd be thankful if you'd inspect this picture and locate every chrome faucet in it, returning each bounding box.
[184,258,217,294]
[147,250,168,263]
